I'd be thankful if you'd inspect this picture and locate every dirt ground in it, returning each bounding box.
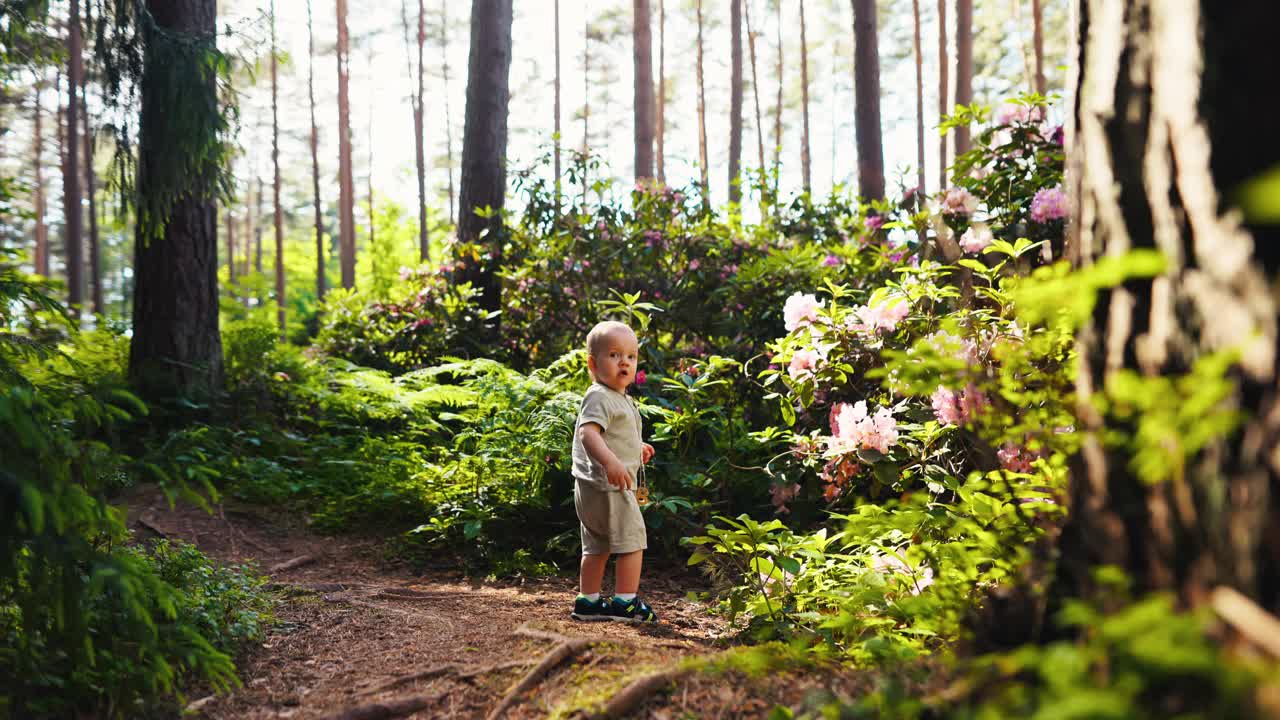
[122,486,853,719]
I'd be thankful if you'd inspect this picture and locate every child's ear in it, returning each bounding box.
[586,354,597,375]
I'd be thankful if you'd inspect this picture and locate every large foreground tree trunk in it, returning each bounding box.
[936,0,948,189]
[307,0,325,301]
[798,0,811,194]
[954,0,973,155]
[1031,0,1045,95]
[727,0,743,203]
[656,0,665,182]
[695,0,709,204]
[63,0,84,309]
[271,0,285,333]
[851,0,884,201]
[33,80,48,277]
[457,0,513,316]
[129,0,224,400]
[633,0,655,181]
[1064,0,1280,612]
[911,0,925,196]
[336,0,356,289]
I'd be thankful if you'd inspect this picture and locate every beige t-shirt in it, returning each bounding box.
[571,382,644,489]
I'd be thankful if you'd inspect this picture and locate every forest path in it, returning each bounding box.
[122,486,782,719]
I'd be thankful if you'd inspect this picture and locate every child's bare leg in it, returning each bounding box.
[579,553,610,595]
[613,550,644,595]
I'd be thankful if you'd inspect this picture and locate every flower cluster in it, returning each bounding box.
[1030,185,1069,223]
[826,401,899,456]
[998,442,1042,473]
[959,224,994,254]
[849,295,910,334]
[783,292,824,332]
[941,186,979,216]
[931,384,990,426]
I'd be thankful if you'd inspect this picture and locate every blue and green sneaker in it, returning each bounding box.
[605,595,659,623]
[570,594,612,621]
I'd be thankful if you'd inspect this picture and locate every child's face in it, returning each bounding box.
[588,329,639,392]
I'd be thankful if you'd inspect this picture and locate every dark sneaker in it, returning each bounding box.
[570,594,612,621]
[605,595,659,623]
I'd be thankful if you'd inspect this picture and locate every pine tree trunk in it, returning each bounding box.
[271,0,285,334]
[64,0,84,309]
[457,0,513,316]
[695,0,709,205]
[745,0,765,178]
[852,0,885,201]
[33,80,48,277]
[554,0,562,206]
[912,0,926,196]
[307,0,325,301]
[798,0,811,194]
[1062,0,1280,612]
[582,15,591,156]
[728,0,743,203]
[254,175,264,275]
[773,0,783,182]
[416,0,428,260]
[82,75,101,315]
[441,0,455,227]
[937,0,948,189]
[656,0,666,183]
[129,0,224,399]
[633,0,655,181]
[954,0,973,155]
[226,205,236,286]
[1031,0,1045,94]
[336,0,356,289]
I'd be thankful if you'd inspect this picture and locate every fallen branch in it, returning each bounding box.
[136,514,167,538]
[270,554,316,573]
[1211,585,1280,658]
[486,626,601,720]
[358,664,457,697]
[586,668,688,719]
[455,658,538,679]
[318,692,442,720]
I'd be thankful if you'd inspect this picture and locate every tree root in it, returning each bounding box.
[270,554,317,573]
[317,692,443,720]
[585,668,689,719]
[357,659,536,698]
[485,624,604,720]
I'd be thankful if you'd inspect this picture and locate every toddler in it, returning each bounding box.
[569,320,658,622]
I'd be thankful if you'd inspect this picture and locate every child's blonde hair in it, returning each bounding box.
[585,321,635,358]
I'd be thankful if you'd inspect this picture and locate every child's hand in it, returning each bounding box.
[604,459,632,490]
[642,443,655,463]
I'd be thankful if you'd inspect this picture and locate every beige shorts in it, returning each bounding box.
[574,476,648,555]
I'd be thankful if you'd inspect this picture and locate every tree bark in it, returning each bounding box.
[1031,0,1045,94]
[226,205,236,287]
[307,0,325,301]
[271,0,285,334]
[457,0,513,316]
[129,0,224,400]
[656,0,665,183]
[441,0,456,227]
[633,0,655,181]
[954,0,973,155]
[773,0,782,179]
[1063,0,1280,613]
[727,0,744,203]
[582,14,591,156]
[554,0,562,206]
[912,0,926,196]
[336,0,356,289]
[82,69,101,315]
[695,0,709,204]
[403,0,428,262]
[745,0,765,179]
[64,0,84,309]
[798,0,811,194]
[937,0,948,189]
[851,0,885,201]
[254,175,264,276]
[33,79,48,277]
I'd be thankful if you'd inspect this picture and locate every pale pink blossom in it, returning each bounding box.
[941,186,979,216]
[959,225,994,253]
[783,292,823,332]
[958,383,990,421]
[993,102,1044,127]
[788,348,822,380]
[931,386,962,425]
[998,443,1039,473]
[770,482,802,514]
[854,295,910,333]
[1030,185,1069,223]
[827,401,899,455]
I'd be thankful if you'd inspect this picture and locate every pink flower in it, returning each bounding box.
[822,254,842,267]
[787,348,822,380]
[1030,185,1069,223]
[865,214,885,231]
[993,102,1044,127]
[854,295,910,333]
[827,401,899,455]
[941,186,979,216]
[958,383,989,420]
[688,259,701,271]
[998,443,1039,473]
[931,386,961,425]
[783,292,823,332]
[959,225,994,253]
[399,266,414,281]
[770,482,801,514]
[635,370,647,385]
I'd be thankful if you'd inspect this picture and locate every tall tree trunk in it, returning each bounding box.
[271,0,285,334]
[582,14,590,155]
[656,0,666,183]
[745,0,765,178]
[554,0,562,207]
[633,0,655,181]
[1013,0,1035,93]
[33,80,48,277]
[366,41,376,280]
[336,0,356,289]
[772,0,783,194]
[226,205,236,286]
[129,0,224,399]
[1062,0,1280,614]
[64,0,84,309]
[307,0,325,301]
[441,0,455,227]
[798,0,811,194]
[912,0,925,196]
[852,0,885,201]
[937,0,948,189]
[254,175,264,275]
[457,0,513,316]
[403,0,428,262]
[728,0,743,203]
[954,0,973,155]
[1031,0,1045,94]
[82,72,101,315]
[695,0,709,204]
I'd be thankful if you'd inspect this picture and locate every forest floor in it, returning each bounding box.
[123,485,868,719]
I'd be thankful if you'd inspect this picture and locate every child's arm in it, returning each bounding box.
[578,423,632,490]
